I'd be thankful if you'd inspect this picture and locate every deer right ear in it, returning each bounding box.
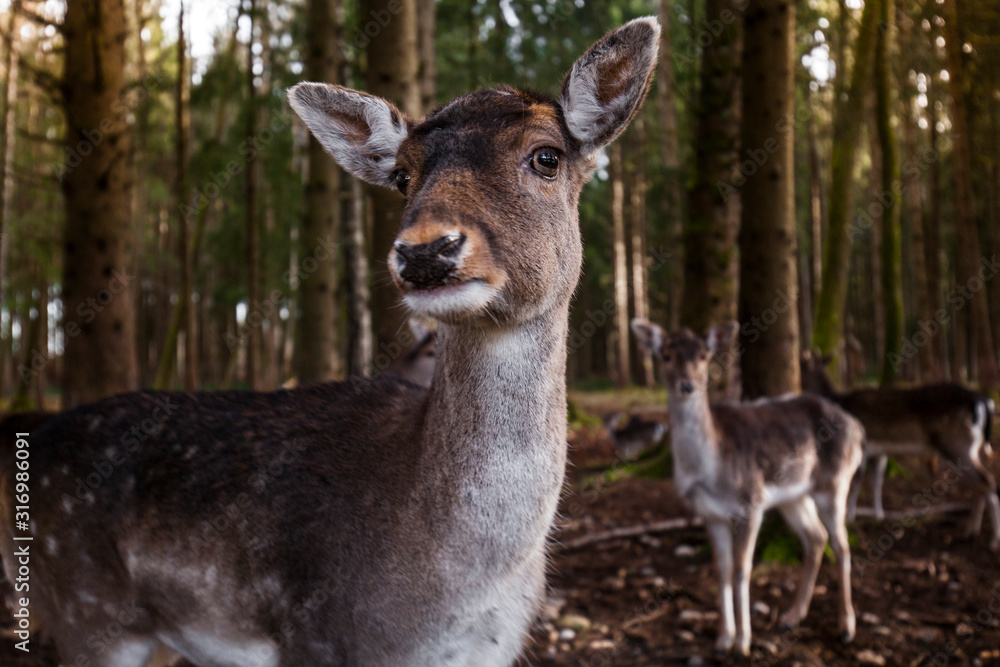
[631,318,665,355]
[288,83,411,188]
[560,17,660,158]
[706,321,739,353]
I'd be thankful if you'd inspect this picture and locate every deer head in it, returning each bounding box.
[288,18,660,328]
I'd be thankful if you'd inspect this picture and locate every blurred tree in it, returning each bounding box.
[813,0,877,374]
[297,0,342,385]
[681,0,742,400]
[876,0,904,386]
[941,0,998,390]
[362,0,421,362]
[61,0,138,407]
[738,0,799,398]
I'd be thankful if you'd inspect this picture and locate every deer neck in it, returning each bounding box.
[418,307,569,558]
[668,390,720,494]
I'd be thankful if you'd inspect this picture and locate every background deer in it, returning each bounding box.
[0,19,659,667]
[800,351,999,550]
[633,319,864,656]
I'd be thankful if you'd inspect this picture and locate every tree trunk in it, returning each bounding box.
[941,0,998,390]
[903,97,940,383]
[155,0,194,390]
[344,177,372,376]
[417,0,436,111]
[927,82,948,380]
[681,0,742,400]
[738,0,799,399]
[0,0,20,397]
[656,0,683,331]
[629,117,653,387]
[610,142,630,387]
[875,0,904,387]
[362,0,421,361]
[297,0,342,386]
[61,0,138,408]
[244,0,261,390]
[812,0,878,369]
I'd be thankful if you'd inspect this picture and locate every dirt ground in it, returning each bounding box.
[527,405,1000,667]
[3,393,1000,667]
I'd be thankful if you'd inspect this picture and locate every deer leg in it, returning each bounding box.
[963,458,1000,551]
[871,454,888,521]
[54,634,159,667]
[731,509,763,657]
[814,490,856,643]
[706,520,736,654]
[967,495,987,537]
[777,497,827,631]
[847,456,866,522]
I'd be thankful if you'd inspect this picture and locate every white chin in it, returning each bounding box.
[403,281,498,320]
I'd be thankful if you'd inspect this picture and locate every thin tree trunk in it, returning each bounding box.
[875,0,904,387]
[657,0,683,331]
[812,0,878,370]
[297,0,341,385]
[629,117,653,387]
[245,0,261,390]
[61,0,138,408]
[0,0,20,397]
[362,0,421,361]
[903,100,940,383]
[927,82,948,380]
[418,0,436,111]
[344,177,372,376]
[681,0,742,400]
[738,0,799,399]
[941,0,997,390]
[155,0,193,390]
[610,142,629,387]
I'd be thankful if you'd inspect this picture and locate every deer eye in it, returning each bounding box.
[394,170,411,195]
[699,353,708,361]
[529,148,559,179]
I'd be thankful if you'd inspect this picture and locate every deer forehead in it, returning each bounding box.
[666,332,707,361]
[398,89,570,169]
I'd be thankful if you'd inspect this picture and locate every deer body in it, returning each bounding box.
[1,19,660,667]
[801,355,999,550]
[633,321,864,656]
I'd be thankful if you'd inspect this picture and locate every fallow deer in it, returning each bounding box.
[0,19,660,667]
[800,351,999,550]
[632,320,864,656]
[604,412,666,461]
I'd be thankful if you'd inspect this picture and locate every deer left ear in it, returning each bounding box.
[560,17,660,159]
[631,318,665,355]
[706,321,739,353]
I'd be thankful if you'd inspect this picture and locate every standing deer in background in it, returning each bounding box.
[0,19,660,667]
[632,320,864,656]
[800,351,999,550]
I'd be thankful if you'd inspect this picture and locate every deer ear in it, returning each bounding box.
[560,17,660,158]
[706,321,739,353]
[288,83,412,188]
[631,318,665,355]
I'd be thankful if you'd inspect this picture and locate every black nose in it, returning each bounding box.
[680,381,695,395]
[395,234,466,289]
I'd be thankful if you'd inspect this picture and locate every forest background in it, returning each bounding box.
[0,0,998,410]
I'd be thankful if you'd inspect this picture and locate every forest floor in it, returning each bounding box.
[527,390,1000,667]
[2,389,999,667]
